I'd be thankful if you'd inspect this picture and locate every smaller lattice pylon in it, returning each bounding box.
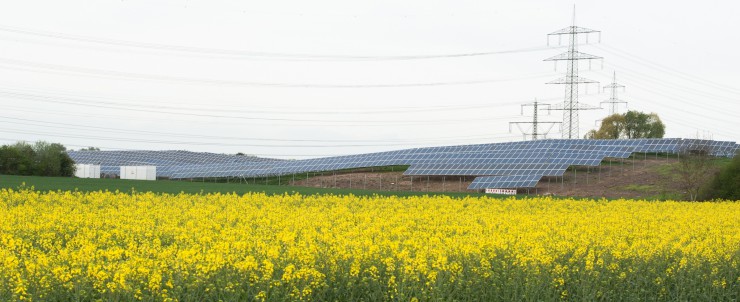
[509,99,562,140]
[600,71,628,115]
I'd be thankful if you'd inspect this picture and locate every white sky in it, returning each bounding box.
[0,0,738,159]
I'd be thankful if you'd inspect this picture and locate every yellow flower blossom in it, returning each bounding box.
[0,188,737,300]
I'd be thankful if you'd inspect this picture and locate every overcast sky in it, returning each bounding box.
[0,0,737,158]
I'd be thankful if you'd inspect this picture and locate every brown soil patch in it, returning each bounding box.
[293,171,478,193]
[534,157,682,199]
[292,156,703,199]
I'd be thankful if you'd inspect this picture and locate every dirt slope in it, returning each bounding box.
[293,156,705,200]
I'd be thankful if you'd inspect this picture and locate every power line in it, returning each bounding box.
[595,73,738,134]
[613,81,736,124]
[592,68,737,121]
[0,127,522,149]
[0,90,525,125]
[2,104,520,129]
[599,62,737,106]
[596,43,740,95]
[0,137,520,159]
[0,57,552,88]
[0,85,544,115]
[0,115,507,144]
[0,24,563,61]
[590,70,737,139]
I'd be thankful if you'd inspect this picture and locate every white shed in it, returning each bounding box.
[120,166,157,181]
[74,164,101,179]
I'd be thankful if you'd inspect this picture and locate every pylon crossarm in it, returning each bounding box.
[544,51,602,61]
[546,76,599,84]
[602,83,625,89]
[600,100,627,105]
[548,26,600,36]
[547,103,601,111]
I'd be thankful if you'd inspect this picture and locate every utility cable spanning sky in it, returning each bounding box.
[0,1,737,157]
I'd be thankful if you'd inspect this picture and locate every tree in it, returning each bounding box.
[624,111,665,139]
[586,114,625,139]
[701,152,740,200]
[11,142,36,175]
[0,145,23,175]
[33,142,75,177]
[585,111,665,139]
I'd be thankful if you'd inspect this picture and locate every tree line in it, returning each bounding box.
[0,141,75,177]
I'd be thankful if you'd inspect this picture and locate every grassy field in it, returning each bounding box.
[204,165,411,186]
[0,174,487,198]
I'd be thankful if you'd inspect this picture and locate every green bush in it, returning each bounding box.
[701,153,740,200]
[0,141,75,177]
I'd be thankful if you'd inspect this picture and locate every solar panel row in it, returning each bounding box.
[66,150,282,176]
[67,138,739,190]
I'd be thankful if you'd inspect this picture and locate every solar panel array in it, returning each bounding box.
[66,150,283,176]
[67,138,739,190]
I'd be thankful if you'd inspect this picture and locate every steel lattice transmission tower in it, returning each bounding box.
[600,71,627,115]
[545,7,602,139]
[509,99,561,140]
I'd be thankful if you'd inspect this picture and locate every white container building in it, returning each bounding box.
[120,166,157,181]
[74,164,101,179]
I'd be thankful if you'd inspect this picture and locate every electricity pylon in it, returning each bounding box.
[544,6,602,139]
[600,71,627,115]
[509,99,561,140]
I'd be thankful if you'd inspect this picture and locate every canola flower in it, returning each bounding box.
[0,188,738,301]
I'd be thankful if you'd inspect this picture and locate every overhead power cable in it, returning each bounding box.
[0,127,521,148]
[2,104,517,127]
[0,137,524,159]
[0,85,548,115]
[659,118,737,139]
[0,57,552,88]
[592,69,737,122]
[595,44,740,96]
[0,116,507,144]
[599,62,737,106]
[0,90,522,125]
[595,77,738,136]
[0,24,562,61]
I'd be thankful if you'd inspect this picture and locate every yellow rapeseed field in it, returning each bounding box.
[0,188,738,301]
